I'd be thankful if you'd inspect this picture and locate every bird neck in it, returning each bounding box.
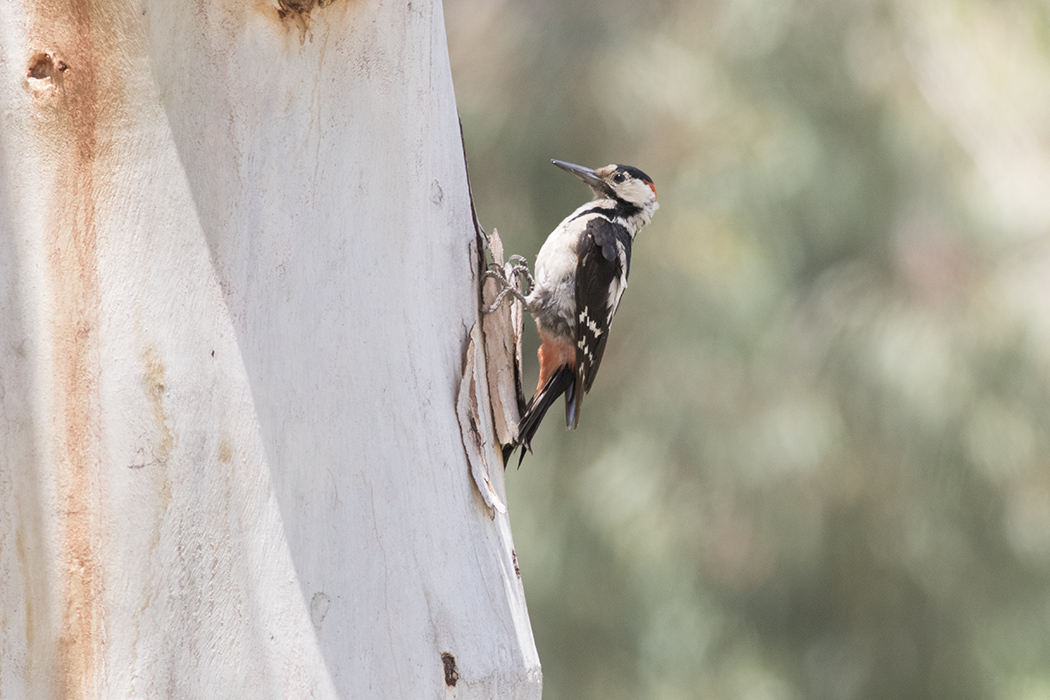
[588,197,656,238]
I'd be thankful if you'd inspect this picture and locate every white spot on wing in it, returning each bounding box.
[579,306,603,337]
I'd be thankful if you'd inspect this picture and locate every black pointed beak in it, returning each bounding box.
[552,160,604,190]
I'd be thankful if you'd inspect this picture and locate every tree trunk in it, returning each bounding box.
[0,0,540,697]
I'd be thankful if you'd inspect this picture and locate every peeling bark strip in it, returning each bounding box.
[26,0,120,695]
[458,325,506,514]
[479,229,526,455]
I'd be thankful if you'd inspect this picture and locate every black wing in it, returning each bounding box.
[569,217,632,427]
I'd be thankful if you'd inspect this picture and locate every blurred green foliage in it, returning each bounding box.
[446,0,1050,698]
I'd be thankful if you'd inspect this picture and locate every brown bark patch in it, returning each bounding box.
[143,348,174,462]
[275,0,341,44]
[218,437,233,464]
[277,0,338,14]
[26,0,125,695]
[441,652,459,687]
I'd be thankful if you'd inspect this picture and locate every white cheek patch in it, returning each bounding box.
[615,180,655,207]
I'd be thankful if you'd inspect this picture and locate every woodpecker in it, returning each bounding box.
[491,159,658,464]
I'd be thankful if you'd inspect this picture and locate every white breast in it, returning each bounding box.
[528,204,603,320]
[537,204,613,279]
[534,223,578,288]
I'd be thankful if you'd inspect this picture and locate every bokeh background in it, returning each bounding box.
[445,1,1050,698]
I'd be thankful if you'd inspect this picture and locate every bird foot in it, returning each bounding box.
[483,258,533,314]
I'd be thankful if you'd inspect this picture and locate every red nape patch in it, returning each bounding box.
[647,182,657,201]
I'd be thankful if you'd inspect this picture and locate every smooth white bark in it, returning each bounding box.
[0,0,540,697]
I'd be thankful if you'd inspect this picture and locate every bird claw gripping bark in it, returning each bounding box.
[483,257,534,315]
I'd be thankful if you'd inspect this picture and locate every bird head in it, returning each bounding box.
[552,160,658,217]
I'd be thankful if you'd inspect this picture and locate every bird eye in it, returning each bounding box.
[613,172,625,183]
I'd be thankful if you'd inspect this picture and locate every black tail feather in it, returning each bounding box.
[515,365,575,467]
[566,365,583,429]
[501,442,516,468]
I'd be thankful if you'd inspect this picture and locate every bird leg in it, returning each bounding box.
[483,257,534,314]
[505,255,536,288]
